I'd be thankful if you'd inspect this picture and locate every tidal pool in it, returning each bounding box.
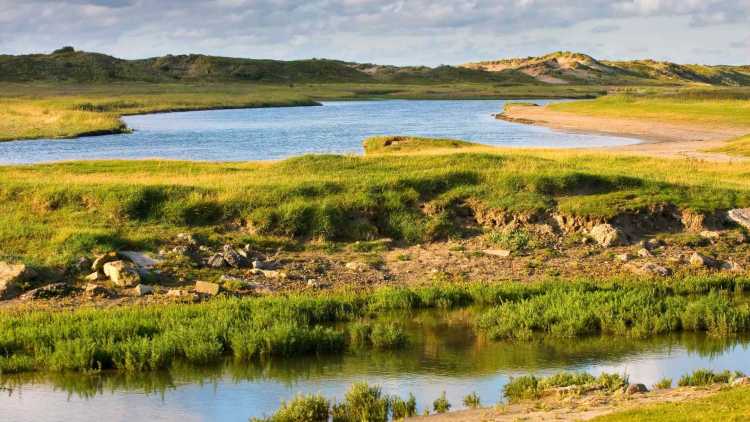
[2,309,748,421]
[0,100,638,164]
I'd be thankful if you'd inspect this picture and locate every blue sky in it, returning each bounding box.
[0,0,748,65]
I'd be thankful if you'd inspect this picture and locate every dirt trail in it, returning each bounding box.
[500,104,749,162]
[411,386,724,422]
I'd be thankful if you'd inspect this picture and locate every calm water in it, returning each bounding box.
[0,100,638,164]
[2,309,749,421]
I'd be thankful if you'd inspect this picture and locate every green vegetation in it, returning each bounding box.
[362,136,476,155]
[1,277,749,375]
[594,386,750,422]
[678,369,745,387]
[432,391,451,413]
[462,392,481,409]
[476,280,750,340]
[654,378,673,389]
[252,394,330,422]
[548,88,750,128]
[710,135,750,157]
[503,371,628,402]
[3,144,750,269]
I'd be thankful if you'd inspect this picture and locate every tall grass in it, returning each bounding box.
[1,277,749,375]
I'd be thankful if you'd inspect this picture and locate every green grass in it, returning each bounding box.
[593,386,750,421]
[3,144,750,269]
[503,371,628,402]
[678,369,745,387]
[362,136,476,155]
[548,88,750,128]
[710,135,750,157]
[1,277,749,375]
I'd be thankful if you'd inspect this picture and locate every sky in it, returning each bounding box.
[0,0,748,66]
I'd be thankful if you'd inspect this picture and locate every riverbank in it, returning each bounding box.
[500,89,750,161]
[0,82,604,142]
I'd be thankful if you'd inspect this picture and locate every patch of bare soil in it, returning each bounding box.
[411,386,727,422]
[500,104,749,162]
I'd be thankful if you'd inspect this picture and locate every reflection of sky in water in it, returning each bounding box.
[3,331,749,421]
[0,100,638,164]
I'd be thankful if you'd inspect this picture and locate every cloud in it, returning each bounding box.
[0,0,747,65]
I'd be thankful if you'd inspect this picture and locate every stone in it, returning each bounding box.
[222,245,248,268]
[625,383,649,395]
[103,260,141,287]
[85,283,110,297]
[175,233,198,246]
[252,259,276,270]
[646,238,663,250]
[690,252,717,268]
[637,248,653,258]
[85,271,105,282]
[20,283,76,300]
[700,230,721,240]
[589,224,624,248]
[616,253,632,262]
[250,269,285,279]
[728,208,750,230]
[72,257,92,274]
[207,253,226,268]
[731,377,750,386]
[307,279,319,288]
[483,249,512,258]
[635,263,672,277]
[195,281,221,295]
[119,251,161,270]
[1,262,35,300]
[721,260,743,272]
[345,262,368,272]
[91,252,121,272]
[130,284,154,297]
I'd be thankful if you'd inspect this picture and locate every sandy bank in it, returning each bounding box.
[500,104,749,162]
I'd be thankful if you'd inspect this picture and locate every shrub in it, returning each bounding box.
[432,391,451,413]
[391,393,417,419]
[462,391,481,409]
[503,375,540,401]
[331,382,389,422]
[678,369,745,386]
[252,394,329,422]
[654,378,672,389]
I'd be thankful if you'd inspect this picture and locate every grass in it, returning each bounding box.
[710,135,750,157]
[3,142,750,269]
[362,136,477,155]
[593,386,750,421]
[1,277,749,375]
[0,82,604,142]
[503,371,629,402]
[547,88,750,129]
[678,369,745,387]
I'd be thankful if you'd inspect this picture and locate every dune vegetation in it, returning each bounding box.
[2,139,750,268]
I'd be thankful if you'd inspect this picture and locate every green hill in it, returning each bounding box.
[462,51,750,86]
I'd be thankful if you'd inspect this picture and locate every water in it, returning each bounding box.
[2,309,749,421]
[0,100,638,164]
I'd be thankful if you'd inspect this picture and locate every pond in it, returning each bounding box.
[2,309,749,421]
[0,100,638,164]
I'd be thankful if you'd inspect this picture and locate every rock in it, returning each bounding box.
[307,279,319,288]
[195,281,221,295]
[345,262,368,272]
[721,260,743,272]
[85,283,110,297]
[119,251,161,270]
[84,271,105,282]
[130,284,153,297]
[731,377,750,386]
[91,252,121,272]
[616,253,632,262]
[1,262,35,300]
[483,249,512,258]
[20,283,76,300]
[207,253,226,268]
[646,238,663,250]
[637,248,653,258]
[625,383,649,395]
[700,230,721,240]
[728,208,750,230]
[634,263,672,277]
[690,252,717,268]
[103,260,141,287]
[72,257,92,274]
[589,224,624,248]
[252,259,276,270]
[250,269,285,279]
[222,245,248,268]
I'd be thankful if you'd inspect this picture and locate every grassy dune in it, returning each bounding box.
[2,141,750,267]
[0,82,604,142]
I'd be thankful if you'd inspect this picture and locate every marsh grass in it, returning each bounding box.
[677,369,745,387]
[503,371,628,402]
[1,277,749,376]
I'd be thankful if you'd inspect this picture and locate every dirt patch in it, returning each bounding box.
[500,104,749,162]
[411,386,729,421]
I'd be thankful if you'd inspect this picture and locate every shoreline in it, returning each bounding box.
[500,104,750,162]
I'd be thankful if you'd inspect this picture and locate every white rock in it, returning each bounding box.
[589,224,624,248]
